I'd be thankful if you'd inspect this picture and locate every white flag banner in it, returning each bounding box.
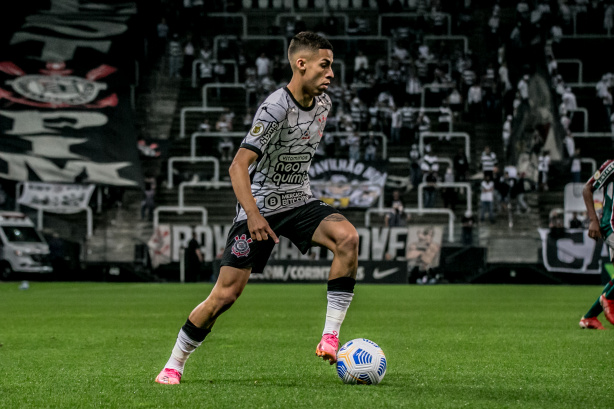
[148,224,172,269]
[18,182,95,213]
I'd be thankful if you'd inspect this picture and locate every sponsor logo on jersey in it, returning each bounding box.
[231,234,253,257]
[279,153,311,163]
[250,122,265,137]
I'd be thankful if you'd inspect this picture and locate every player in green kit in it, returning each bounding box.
[579,159,614,329]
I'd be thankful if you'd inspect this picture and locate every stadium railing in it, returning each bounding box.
[167,157,220,189]
[419,132,471,163]
[202,83,247,108]
[329,131,388,159]
[212,35,288,61]
[566,107,588,133]
[423,35,468,54]
[153,206,208,229]
[556,59,583,84]
[377,13,452,36]
[180,107,227,138]
[417,182,473,213]
[364,207,456,242]
[191,59,239,88]
[208,13,248,37]
[420,83,457,107]
[275,12,350,34]
[34,206,93,238]
[190,132,245,157]
[178,181,233,207]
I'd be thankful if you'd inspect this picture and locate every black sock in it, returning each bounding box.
[327,276,356,293]
[181,318,211,343]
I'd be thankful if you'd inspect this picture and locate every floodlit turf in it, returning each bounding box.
[0,282,613,408]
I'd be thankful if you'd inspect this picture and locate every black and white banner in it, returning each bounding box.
[309,158,387,208]
[149,224,444,269]
[0,0,143,187]
[249,260,408,283]
[18,182,95,213]
[538,228,607,274]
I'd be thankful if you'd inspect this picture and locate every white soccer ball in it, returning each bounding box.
[336,338,387,385]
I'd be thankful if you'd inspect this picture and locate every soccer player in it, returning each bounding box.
[155,32,359,384]
[579,159,614,330]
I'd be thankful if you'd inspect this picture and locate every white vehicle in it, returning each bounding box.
[0,212,53,279]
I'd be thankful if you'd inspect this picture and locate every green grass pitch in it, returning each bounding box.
[1,282,613,408]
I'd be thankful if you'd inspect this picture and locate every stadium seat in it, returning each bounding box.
[258,0,268,9]
[242,0,253,8]
[350,0,361,8]
[271,0,282,7]
[297,0,308,9]
[314,0,325,8]
[338,0,349,8]
[329,0,339,8]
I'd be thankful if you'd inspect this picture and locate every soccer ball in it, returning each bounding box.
[336,338,387,385]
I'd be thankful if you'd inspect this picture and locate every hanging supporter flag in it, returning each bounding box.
[18,182,95,213]
[538,228,606,274]
[0,0,143,187]
[308,158,388,208]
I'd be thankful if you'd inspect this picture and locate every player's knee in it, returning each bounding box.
[336,228,359,257]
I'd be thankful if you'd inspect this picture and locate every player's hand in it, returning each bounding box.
[588,220,602,241]
[247,213,279,243]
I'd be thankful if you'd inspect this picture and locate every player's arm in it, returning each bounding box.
[228,149,279,243]
[583,182,601,241]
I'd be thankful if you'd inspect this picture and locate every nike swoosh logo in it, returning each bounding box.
[373,267,400,279]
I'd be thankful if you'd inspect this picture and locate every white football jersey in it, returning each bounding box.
[235,87,331,222]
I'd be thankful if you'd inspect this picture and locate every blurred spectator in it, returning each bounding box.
[461,210,476,246]
[182,33,196,78]
[255,53,271,79]
[213,60,227,83]
[354,50,368,77]
[409,143,422,189]
[467,82,483,120]
[496,171,512,213]
[569,212,583,229]
[363,132,379,162]
[517,74,530,105]
[216,112,234,161]
[141,179,156,222]
[538,150,551,191]
[562,87,577,117]
[480,174,495,224]
[447,88,463,120]
[199,59,213,87]
[563,132,575,160]
[441,167,457,211]
[390,105,402,145]
[156,18,169,58]
[511,172,530,214]
[346,130,361,161]
[199,118,211,133]
[168,34,183,78]
[502,115,512,156]
[571,148,582,183]
[405,67,423,107]
[480,145,498,179]
[137,137,161,158]
[453,147,469,182]
[186,232,204,281]
[423,170,438,208]
[385,190,409,227]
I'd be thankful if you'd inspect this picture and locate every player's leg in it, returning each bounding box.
[311,212,359,364]
[580,240,614,329]
[156,266,251,384]
[156,220,274,384]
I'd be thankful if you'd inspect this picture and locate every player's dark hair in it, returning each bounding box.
[287,31,333,59]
